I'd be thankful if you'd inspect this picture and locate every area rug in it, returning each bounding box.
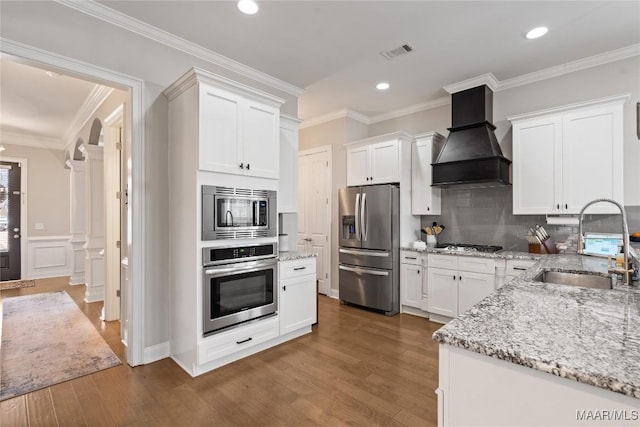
[0,279,36,291]
[0,291,121,400]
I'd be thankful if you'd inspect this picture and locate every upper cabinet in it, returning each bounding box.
[411,132,444,215]
[278,115,302,212]
[166,68,285,180]
[509,95,628,215]
[346,133,412,186]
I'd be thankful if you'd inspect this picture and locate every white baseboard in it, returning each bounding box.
[26,236,72,279]
[144,341,170,364]
[330,289,340,299]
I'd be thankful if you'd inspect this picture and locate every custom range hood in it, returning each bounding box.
[432,82,511,187]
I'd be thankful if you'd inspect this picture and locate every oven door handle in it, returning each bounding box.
[204,258,277,276]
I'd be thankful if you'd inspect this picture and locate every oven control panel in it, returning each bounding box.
[203,243,277,266]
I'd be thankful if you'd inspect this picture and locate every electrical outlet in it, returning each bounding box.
[35,222,44,230]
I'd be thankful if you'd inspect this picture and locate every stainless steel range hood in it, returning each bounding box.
[432,84,511,188]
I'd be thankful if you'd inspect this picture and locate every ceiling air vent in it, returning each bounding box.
[380,43,415,60]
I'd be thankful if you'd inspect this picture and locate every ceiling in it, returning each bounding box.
[1,1,639,147]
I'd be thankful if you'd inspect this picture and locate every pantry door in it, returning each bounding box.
[298,146,331,295]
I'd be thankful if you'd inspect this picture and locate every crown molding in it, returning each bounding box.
[299,109,371,129]
[369,96,450,124]
[54,0,303,97]
[63,84,114,149]
[163,67,286,107]
[0,130,65,150]
[506,93,630,122]
[444,73,499,94]
[498,44,640,91]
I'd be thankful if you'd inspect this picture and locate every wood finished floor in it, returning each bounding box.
[1,278,441,426]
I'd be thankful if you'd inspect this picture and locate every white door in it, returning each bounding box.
[512,115,563,215]
[562,105,623,214]
[457,271,495,315]
[242,101,279,179]
[427,267,458,317]
[369,140,399,184]
[401,263,423,309]
[199,85,242,174]
[298,147,331,295]
[346,145,369,186]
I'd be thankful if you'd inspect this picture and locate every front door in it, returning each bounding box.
[0,161,21,281]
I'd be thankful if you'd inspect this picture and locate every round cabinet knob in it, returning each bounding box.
[239,163,244,169]
[246,164,250,170]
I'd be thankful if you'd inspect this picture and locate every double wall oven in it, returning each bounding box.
[202,242,278,335]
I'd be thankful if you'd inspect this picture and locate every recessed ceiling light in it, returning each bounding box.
[45,71,60,78]
[525,26,548,40]
[238,0,258,15]
[376,82,390,91]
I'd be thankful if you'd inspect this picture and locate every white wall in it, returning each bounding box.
[0,1,297,349]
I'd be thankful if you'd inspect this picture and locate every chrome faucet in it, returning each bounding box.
[578,198,636,285]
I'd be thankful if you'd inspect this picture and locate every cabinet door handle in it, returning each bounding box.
[236,337,253,345]
[293,266,306,271]
[405,256,417,260]
[282,285,286,291]
[513,267,527,271]
[453,275,456,280]
[557,204,560,209]
[565,203,568,210]
[417,270,420,274]
[247,163,250,170]
[427,207,430,211]
[459,276,462,281]
[239,162,244,169]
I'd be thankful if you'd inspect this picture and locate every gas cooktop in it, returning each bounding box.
[434,243,503,253]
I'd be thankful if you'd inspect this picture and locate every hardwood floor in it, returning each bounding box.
[1,279,441,426]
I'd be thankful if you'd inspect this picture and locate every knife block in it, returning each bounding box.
[528,236,558,254]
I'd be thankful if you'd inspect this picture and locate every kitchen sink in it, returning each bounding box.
[533,270,613,290]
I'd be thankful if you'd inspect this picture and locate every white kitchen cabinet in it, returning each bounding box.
[400,252,423,309]
[278,115,302,212]
[279,258,317,336]
[510,95,627,215]
[200,84,280,179]
[346,138,401,186]
[411,132,444,215]
[427,254,496,321]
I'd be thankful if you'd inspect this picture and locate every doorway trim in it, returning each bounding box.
[0,156,28,282]
[0,37,145,366]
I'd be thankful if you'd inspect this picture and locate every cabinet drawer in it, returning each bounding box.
[458,257,496,274]
[279,257,316,280]
[198,316,279,365]
[428,254,458,270]
[506,259,537,277]
[401,250,422,266]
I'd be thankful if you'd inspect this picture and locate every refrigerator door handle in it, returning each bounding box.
[355,193,361,240]
[339,265,389,276]
[361,192,367,241]
[339,248,390,257]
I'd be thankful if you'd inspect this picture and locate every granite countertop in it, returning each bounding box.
[278,251,317,262]
[401,245,541,261]
[433,253,640,399]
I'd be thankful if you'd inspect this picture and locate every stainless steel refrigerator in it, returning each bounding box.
[338,184,399,315]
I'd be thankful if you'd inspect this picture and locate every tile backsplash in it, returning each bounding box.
[421,186,640,252]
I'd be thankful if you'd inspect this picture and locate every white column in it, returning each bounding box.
[80,144,105,303]
[68,160,86,286]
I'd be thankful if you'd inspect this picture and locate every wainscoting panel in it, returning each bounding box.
[27,236,72,279]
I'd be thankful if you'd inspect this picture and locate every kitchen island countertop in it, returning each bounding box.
[433,253,640,399]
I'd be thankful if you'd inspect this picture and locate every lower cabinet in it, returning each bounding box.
[427,254,496,321]
[400,250,429,316]
[279,257,317,335]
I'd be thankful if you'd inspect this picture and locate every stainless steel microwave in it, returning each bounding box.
[202,186,277,240]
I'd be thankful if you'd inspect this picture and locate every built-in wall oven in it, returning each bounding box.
[202,242,278,335]
[202,186,277,240]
